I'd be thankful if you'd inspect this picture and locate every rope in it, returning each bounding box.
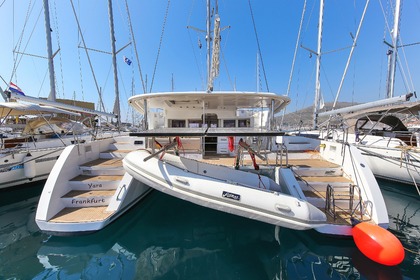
[257,174,267,189]
[399,146,420,195]
[149,0,171,93]
[357,145,420,195]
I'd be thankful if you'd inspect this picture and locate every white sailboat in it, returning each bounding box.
[0,101,93,189]
[122,1,393,249]
[0,0,117,189]
[314,0,420,193]
[35,0,151,235]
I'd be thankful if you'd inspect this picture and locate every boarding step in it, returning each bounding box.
[80,158,124,176]
[49,206,114,223]
[298,176,352,192]
[68,175,124,190]
[99,149,133,159]
[291,166,344,177]
[61,190,115,208]
[109,141,144,151]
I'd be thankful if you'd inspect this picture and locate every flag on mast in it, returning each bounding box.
[123,56,132,65]
[9,82,25,96]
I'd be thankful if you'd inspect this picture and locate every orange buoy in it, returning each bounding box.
[352,221,405,266]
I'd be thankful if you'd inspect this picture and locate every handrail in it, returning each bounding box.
[325,184,370,221]
[276,143,288,166]
[116,184,127,201]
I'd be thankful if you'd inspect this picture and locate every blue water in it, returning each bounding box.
[0,180,418,280]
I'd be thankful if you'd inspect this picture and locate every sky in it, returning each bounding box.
[0,0,419,123]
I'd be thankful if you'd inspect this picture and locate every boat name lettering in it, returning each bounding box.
[1,164,24,172]
[88,183,103,189]
[71,198,105,204]
[222,191,240,201]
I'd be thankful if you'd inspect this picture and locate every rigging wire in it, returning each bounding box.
[52,0,65,99]
[70,0,106,112]
[219,24,234,90]
[187,30,205,90]
[119,0,137,122]
[10,1,41,84]
[124,0,147,94]
[76,0,85,101]
[379,0,415,96]
[186,0,206,90]
[281,0,307,127]
[149,0,171,93]
[393,0,416,94]
[247,0,269,92]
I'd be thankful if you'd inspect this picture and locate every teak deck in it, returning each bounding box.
[50,207,113,223]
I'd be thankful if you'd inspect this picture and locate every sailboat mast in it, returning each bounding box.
[386,0,402,99]
[108,0,120,127]
[43,0,56,102]
[206,0,211,92]
[313,0,324,130]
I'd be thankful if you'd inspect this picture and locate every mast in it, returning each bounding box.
[312,0,324,130]
[108,0,120,128]
[43,0,56,102]
[386,0,402,98]
[206,0,211,92]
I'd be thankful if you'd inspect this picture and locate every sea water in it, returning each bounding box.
[0,179,418,279]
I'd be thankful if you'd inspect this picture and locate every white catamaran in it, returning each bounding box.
[121,0,393,239]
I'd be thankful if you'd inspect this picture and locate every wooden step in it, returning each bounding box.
[82,158,123,168]
[80,158,124,176]
[49,206,114,223]
[299,176,352,183]
[61,190,115,207]
[287,159,340,168]
[70,175,124,182]
[63,190,116,198]
[99,149,133,159]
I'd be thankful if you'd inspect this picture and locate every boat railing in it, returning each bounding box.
[325,184,367,221]
[276,143,288,166]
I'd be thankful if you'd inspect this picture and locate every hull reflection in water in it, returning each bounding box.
[0,181,418,279]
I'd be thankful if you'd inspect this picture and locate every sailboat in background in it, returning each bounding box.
[318,0,420,193]
[0,0,119,190]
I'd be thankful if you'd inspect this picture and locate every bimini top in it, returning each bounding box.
[128,91,290,115]
[0,102,81,118]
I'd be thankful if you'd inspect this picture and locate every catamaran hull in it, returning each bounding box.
[36,136,152,235]
[123,150,327,231]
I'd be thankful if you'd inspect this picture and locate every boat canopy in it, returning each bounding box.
[0,102,81,117]
[128,91,290,115]
[356,115,408,131]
